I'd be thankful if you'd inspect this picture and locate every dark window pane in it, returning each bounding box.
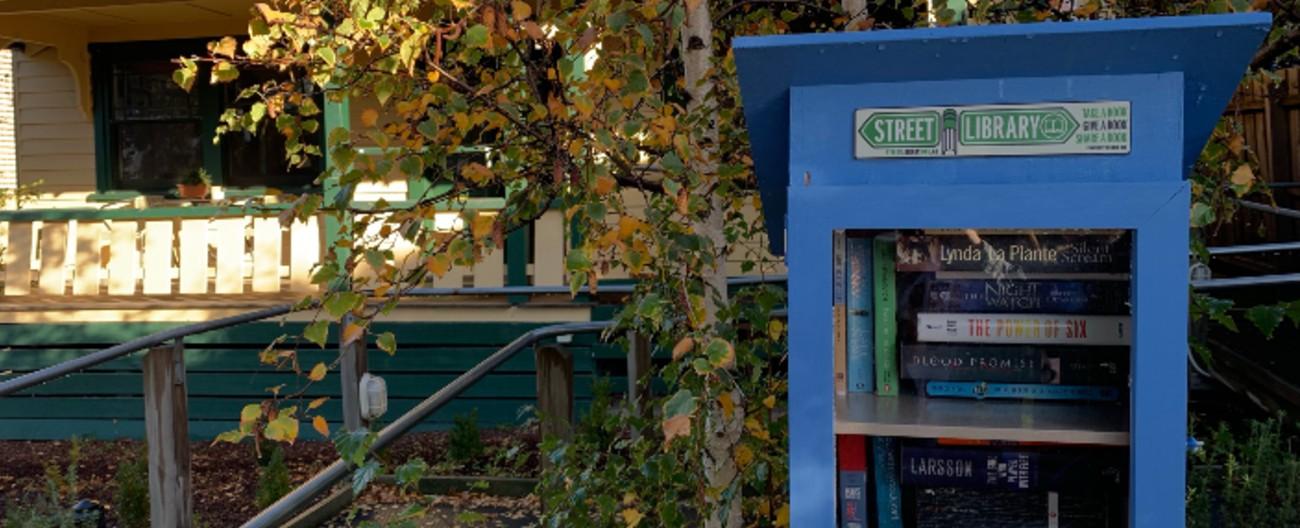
[112,61,198,121]
[115,122,201,191]
[223,128,318,189]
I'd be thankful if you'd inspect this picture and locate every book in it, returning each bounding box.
[924,381,1121,402]
[872,437,903,528]
[846,236,874,393]
[896,233,1131,275]
[913,488,1119,528]
[900,446,1124,491]
[900,344,1128,385]
[874,235,899,396]
[833,231,848,396]
[837,435,868,528]
[916,313,1131,346]
[923,279,1129,315]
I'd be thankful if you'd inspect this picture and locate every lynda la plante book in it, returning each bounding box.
[916,313,1131,346]
[896,233,1131,275]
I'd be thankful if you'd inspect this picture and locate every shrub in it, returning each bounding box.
[255,447,292,509]
[448,409,484,467]
[1188,416,1300,527]
[111,447,149,528]
[2,437,92,528]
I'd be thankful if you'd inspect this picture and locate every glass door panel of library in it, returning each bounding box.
[832,229,1130,528]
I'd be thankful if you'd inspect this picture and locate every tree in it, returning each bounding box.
[178,0,1300,526]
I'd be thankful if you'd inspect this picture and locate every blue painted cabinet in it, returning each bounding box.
[734,14,1271,527]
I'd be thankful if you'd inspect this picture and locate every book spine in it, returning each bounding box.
[913,488,1115,527]
[874,235,899,396]
[900,344,1128,385]
[896,233,1131,274]
[837,435,869,528]
[846,237,874,393]
[925,381,1121,402]
[923,279,1129,315]
[833,231,848,396]
[916,313,1131,346]
[900,446,1039,490]
[872,437,903,528]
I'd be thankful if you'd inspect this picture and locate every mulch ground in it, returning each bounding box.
[0,429,540,527]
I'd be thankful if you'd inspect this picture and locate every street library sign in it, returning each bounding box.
[854,101,1132,158]
[734,13,1271,528]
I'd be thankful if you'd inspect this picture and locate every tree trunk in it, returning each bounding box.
[843,0,869,29]
[682,2,743,527]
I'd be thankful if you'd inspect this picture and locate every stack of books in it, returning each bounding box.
[834,229,1131,527]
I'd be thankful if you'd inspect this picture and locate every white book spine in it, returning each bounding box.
[916,313,1131,346]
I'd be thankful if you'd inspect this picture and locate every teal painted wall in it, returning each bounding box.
[0,320,628,440]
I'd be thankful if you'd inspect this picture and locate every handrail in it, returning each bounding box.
[240,320,612,528]
[0,275,787,396]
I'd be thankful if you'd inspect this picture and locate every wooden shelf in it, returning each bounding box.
[835,393,1129,446]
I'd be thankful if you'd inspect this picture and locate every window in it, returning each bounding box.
[91,39,321,195]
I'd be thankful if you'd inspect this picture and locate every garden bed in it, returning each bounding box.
[0,427,540,527]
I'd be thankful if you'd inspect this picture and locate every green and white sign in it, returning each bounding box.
[854,101,1130,158]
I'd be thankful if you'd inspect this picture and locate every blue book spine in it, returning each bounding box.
[872,437,903,528]
[846,237,874,393]
[901,446,1039,490]
[925,381,1120,402]
[924,279,1129,315]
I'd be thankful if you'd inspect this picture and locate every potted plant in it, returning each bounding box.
[176,168,212,199]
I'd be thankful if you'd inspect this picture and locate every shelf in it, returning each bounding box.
[835,393,1129,446]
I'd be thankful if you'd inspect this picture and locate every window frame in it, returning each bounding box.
[90,38,321,197]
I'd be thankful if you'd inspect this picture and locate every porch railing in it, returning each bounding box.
[0,202,572,297]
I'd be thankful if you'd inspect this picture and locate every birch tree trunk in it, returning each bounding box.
[843,0,869,29]
[682,2,743,527]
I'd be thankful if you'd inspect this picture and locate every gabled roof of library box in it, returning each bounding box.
[733,13,1272,255]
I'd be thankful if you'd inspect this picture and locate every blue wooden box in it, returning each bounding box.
[734,14,1270,527]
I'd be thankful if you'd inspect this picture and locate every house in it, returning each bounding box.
[0,0,783,439]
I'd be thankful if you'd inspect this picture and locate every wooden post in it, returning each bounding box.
[340,314,368,432]
[626,332,651,413]
[142,340,192,528]
[535,345,573,442]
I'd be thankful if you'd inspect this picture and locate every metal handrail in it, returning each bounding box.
[240,320,612,528]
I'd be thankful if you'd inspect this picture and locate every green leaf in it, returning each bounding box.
[317,46,337,68]
[394,458,429,488]
[376,332,397,355]
[333,429,376,466]
[304,321,330,348]
[1245,304,1287,339]
[566,248,592,272]
[662,389,696,419]
[399,155,424,177]
[172,59,198,92]
[1191,201,1216,228]
[463,24,489,48]
[249,102,267,124]
[210,61,240,84]
[352,460,381,496]
[325,291,363,318]
[623,70,648,95]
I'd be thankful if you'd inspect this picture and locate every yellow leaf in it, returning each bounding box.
[460,162,494,184]
[426,253,450,278]
[719,391,735,419]
[264,413,299,444]
[622,492,637,506]
[620,508,645,527]
[308,397,328,410]
[617,216,641,238]
[595,175,616,196]
[211,36,238,59]
[662,414,691,448]
[471,213,495,241]
[768,319,785,340]
[341,323,365,347]
[672,336,694,361]
[240,403,262,425]
[735,443,754,469]
[1231,164,1255,187]
[1228,134,1245,156]
[775,503,790,527]
[763,394,776,409]
[312,415,330,438]
[360,108,380,128]
[308,362,327,382]
[510,0,532,20]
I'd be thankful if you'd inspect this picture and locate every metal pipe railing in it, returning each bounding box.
[1235,199,1300,221]
[239,320,612,528]
[1207,241,1300,255]
[1192,272,1300,290]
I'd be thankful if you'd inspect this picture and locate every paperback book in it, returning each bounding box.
[837,435,868,528]
[924,381,1121,402]
[872,437,903,528]
[900,344,1127,385]
[846,236,874,393]
[913,488,1119,528]
[923,279,1129,315]
[916,313,1131,346]
[833,231,848,396]
[896,233,1131,275]
[899,446,1123,491]
[874,235,899,396]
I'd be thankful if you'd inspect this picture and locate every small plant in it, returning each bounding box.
[111,447,149,528]
[447,409,484,468]
[175,168,212,199]
[254,446,292,509]
[1188,416,1300,528]
[3,437,93,528]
